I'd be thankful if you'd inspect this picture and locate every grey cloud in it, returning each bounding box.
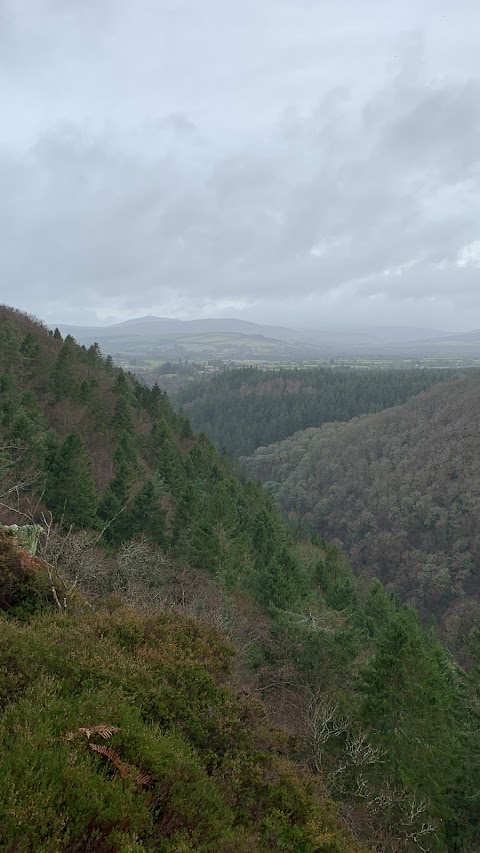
[1,2,480,327]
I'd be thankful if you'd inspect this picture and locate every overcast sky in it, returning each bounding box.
[1,0,480,330]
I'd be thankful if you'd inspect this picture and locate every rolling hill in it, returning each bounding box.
[54,316,460,363]
[244,371,480,656]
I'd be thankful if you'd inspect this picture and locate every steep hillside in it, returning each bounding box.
[0,305,304,609]
[244,372,480,653]
[174,365,463,457]
[2,305,480,851]
[0,532,366,853]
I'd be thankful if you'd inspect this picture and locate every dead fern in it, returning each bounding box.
[79,725,119,740]
[134,769,152,787]
[89,743,130,778]
[63,725,119,742]
[62,724,151,787]
[89,742,151,788]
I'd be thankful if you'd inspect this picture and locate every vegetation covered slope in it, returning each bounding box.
[0,532,364,853]
[174,366,462,457]
[2,306,480,851]
[244,372,480,654]
[0,306,305,610]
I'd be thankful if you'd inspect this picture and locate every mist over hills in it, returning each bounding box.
[57,316,300,342]
[55,315,464,362]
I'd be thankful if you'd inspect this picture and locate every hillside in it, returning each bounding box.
[244,371,480,654]
[0,531,366,853]
[2,305,480,851]
[54,317,462,363]
[174,365,463,457]
[57,315,301,341]
[57,330,324,366]
[375,329,480,357]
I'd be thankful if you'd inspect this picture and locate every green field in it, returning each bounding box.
[94,331,324,365]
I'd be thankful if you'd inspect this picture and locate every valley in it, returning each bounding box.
[1,306,480,851]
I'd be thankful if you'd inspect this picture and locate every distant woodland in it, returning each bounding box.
[2,307,480,851]
[174,365,463,456]
[244,373,480,657]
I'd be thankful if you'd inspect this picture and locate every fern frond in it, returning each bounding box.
[79,725,119,740]
[88,742,151,787]
[134,770,152,788]
[63,725,119,741]
[89,743,130,778]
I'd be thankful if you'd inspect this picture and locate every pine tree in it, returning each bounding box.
[51,336,80,401]
[124,479,167,546]
[46,431,98,527]
[151,420,184,497]
[111,394,134,434]
[358,608,457,814]
[97,446,134,544]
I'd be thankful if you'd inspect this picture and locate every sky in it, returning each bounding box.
[1,0,480,330]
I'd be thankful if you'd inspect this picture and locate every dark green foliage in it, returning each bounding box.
[0,530,51,619]
[46,431,98,527]
[244,372,480,654]
[111,392,134,433]
[124,478,167,546]
[359,609,457,820]
[174,365,462,457]
[51,335,81,401]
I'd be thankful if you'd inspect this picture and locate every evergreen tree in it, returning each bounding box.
[124,479,167,546]
[46,431,98,527]
[111,394,134,434]
[358,608,457,818]
[151,420,184,497]
[97,445,134,544]
[51,336,80,401]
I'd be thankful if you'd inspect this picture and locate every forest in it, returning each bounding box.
[1,306,480,852]
[244,373,480,659]
[173,366,463,457]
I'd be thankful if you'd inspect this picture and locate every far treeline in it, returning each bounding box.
[244,371,480,661]
[1,306,480,851]
[173,365,465,457]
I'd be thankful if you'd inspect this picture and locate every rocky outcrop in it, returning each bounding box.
[0,524,43,556]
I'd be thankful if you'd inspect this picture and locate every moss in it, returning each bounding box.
[0,529,51,618]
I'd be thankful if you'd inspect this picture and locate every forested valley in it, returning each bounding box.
[244,373,480,660]
[1,306,480,852]
[173,366,463,457]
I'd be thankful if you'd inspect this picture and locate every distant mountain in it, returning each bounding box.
[56,316,454,352]
[379,328,480,355]
[57,316,301,343]
[297,326,451,348]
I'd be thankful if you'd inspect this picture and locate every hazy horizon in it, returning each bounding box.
[2,1,480,331]
[53,313,461,334]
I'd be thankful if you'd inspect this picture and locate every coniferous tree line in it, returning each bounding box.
[173,365,464,457]
[0,306,480,851]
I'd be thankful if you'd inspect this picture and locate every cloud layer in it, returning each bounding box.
[1,0,480,328]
